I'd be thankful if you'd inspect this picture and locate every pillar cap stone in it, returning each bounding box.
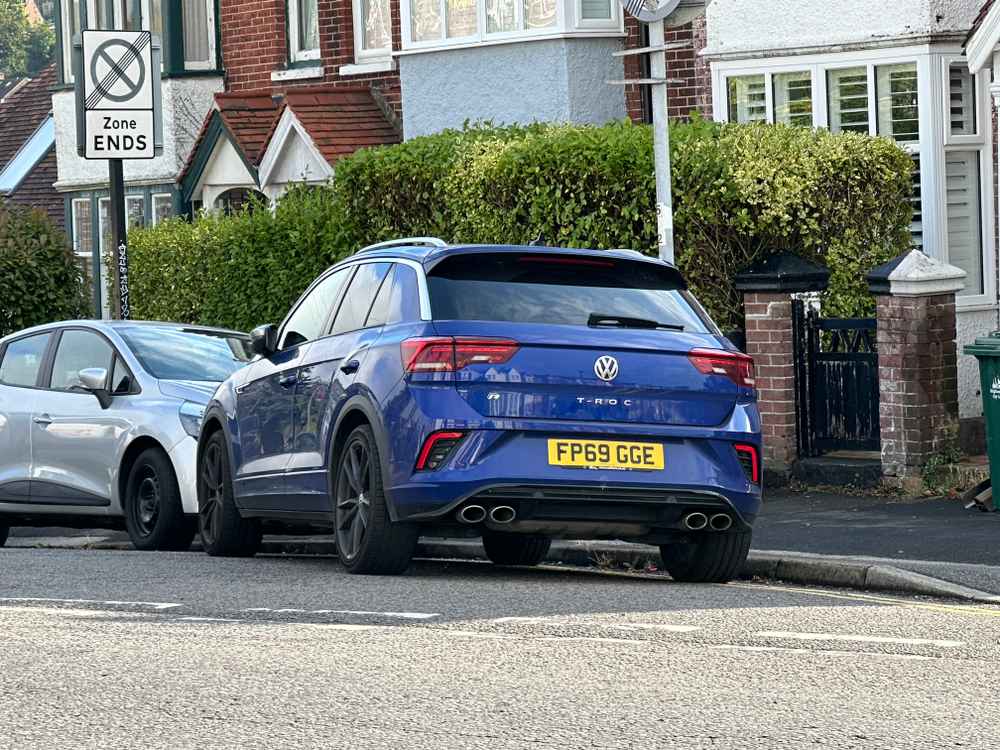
[867,250,966,297]
[734,252,830,293]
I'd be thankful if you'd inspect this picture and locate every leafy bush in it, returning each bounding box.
[0,204,88,337]
[127,185,356,330]
[129,120,914,331]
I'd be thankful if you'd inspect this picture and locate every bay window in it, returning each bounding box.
[401,0,617,49]
[355,0,392,58]
[58,0,218,82]
[714,49,994,304]
[289,0,321,62]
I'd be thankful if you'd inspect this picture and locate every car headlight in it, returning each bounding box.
[179,401,206,439]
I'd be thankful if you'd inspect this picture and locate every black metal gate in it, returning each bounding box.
[793,300,880,456]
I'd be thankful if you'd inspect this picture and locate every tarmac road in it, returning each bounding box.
[2,547,999,749]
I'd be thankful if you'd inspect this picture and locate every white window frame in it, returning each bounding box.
[183,0,218,71]
[399,0,617,53]
[711,45,996,309]
[125,194,146,231]
[352,0,393,62]
[151,192,173,225]
[288,0,322,63]
[71,198,93,260]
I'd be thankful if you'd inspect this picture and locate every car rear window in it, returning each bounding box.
[427,252,712,332]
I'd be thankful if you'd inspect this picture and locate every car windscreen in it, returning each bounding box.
[426,253,712,332]
[118,327,253,382]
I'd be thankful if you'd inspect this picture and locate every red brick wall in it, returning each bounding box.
[743,292,798,475]
[219,0,401,113]
[624,12,712,124]
[876,293,960,480]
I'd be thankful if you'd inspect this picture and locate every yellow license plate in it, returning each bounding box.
[547,439,664,471]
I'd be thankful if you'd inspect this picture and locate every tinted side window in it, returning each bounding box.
[50,330,114,390]
[280,268,351,349]
[331,262,391,335]
[0,333,51,387]
[364,265,396,328]
[388,264,422,324]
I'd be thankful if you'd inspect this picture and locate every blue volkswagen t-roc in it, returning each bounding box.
[197,239,761,580]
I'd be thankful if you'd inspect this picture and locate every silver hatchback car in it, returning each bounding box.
[0,321,251,550]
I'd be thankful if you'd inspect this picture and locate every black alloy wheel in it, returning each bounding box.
[198,432,261,557]
[333,425,417,575]
[335,437,373,563]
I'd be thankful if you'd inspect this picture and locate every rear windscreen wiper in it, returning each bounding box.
[587,314,685,332]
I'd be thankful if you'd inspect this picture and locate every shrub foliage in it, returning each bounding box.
[128,120,914,331]
[0,205,87,337]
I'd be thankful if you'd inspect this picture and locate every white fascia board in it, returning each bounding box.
[967,2,1000,72]
[257,107,333,188]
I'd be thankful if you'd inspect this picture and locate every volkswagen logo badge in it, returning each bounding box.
[594,355,619,382]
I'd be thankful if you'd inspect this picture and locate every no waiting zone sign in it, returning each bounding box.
[76,30,163,160]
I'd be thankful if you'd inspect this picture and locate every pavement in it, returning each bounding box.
[9,488,1000,602]
[2,548,1000,748]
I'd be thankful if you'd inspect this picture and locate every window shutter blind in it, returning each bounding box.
[773,71,812,126]
[827,67,868,133]
[581,0,611,19]
[945,151,983,294]
[727,76,766,124]
[877,63,919,143]
[909,154,923,251]
[949,64,976,136]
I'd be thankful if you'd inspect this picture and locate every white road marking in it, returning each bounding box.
[492,616,551,625]
[610,623,701,633]
[756,631,963,648]
[711,644,932,661]
[0,597,182,611]
[174,616,243,623]
[242,607,439,620]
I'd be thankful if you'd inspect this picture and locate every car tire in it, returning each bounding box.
[334,425,417,575]
[659,530,752,584]
[482,532,551,566]
[0,524,8,548]
[198,431,262,557]
[123,447,197,551]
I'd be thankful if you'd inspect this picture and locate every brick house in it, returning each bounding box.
[0,65,61,229]
[179,0,403,210]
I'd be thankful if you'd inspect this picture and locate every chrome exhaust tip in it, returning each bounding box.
[489,505,516,524]
[457,505,487,524]
[683,512,708,531]
[710,513,733,531]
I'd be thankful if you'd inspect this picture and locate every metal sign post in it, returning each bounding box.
[612,0,683,264]
[74,30,162,320]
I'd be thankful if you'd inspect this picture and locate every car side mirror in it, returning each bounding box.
[250,324,278,357]
[78,367,113,409]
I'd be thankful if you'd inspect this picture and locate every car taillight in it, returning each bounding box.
[688,349,756,389]
[402,337,519,373]
[415,431,465,471]
[734,443,760,484]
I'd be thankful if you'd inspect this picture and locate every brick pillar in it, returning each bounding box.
[743,292,797,473]
[868,251,965,488]
[736,254,831,483]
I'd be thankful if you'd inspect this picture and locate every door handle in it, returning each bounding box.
[340,359,361,375]
[278,374,298,388]
[32,415,52,426]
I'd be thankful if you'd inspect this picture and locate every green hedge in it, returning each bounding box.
[0,205,87,337]
[128,119,914,331]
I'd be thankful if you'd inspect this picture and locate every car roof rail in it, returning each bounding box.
[356,236,448,255]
